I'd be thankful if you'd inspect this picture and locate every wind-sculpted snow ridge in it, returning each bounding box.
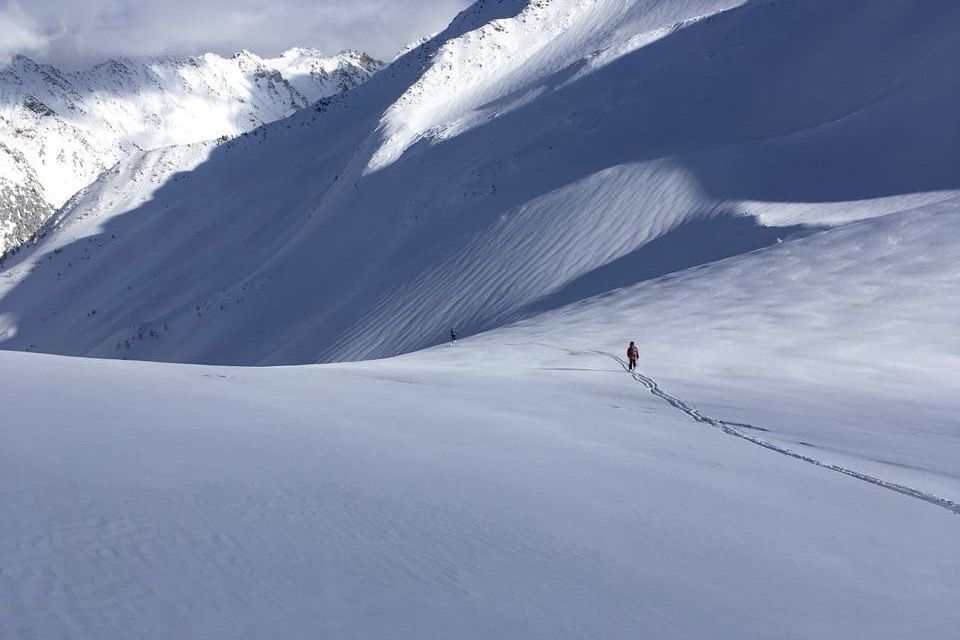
[0,48,382,253]
[0,0,958,367]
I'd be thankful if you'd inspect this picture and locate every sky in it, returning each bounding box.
[0,0,473,68]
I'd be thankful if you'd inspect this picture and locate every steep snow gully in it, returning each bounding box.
[591,351,960,516]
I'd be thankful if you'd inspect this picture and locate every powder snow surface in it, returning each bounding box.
[1,345,957,639]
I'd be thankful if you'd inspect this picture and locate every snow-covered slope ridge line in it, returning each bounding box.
[0,0,958,368]
[0,48,383,253]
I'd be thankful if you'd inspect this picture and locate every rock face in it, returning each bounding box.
[0,142,51,254]
[0,49,383,254]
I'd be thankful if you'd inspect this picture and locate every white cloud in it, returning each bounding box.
[1,0,473,68]
[0,3,48,64]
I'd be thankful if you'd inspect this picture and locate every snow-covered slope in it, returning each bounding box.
[0,48,383,253]
[1,342,957,639]
[3,182,959,637]
[485,199,960,502]
[0,0,957,369]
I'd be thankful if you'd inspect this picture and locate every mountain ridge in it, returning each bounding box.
[0,47,383,254]
[0,0,957,367]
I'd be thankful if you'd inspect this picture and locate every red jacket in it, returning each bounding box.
[627,345,639,360]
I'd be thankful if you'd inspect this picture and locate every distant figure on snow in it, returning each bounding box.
[450,328,457,345]
[627,341,639,372]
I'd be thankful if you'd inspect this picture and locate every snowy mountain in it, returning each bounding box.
[1,0,958,637]
[0,48,383,253]
[1,0,956,365]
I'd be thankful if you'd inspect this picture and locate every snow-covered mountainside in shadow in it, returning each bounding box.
[0,0,958,367]
[0,48,383,253]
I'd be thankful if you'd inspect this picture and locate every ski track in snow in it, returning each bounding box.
[590,350,960,516]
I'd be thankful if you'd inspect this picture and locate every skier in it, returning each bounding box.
[449,328,457,345]
[627,341,639,372]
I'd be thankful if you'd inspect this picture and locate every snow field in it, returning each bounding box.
[0,347,957,639]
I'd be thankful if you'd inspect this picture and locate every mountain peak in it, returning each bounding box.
[231,48,260,59]
[279,46,325,59]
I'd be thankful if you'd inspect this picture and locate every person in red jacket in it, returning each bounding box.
[627,341,639,372]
